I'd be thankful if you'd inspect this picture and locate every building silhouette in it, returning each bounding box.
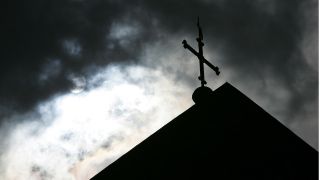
[92,82,318,179]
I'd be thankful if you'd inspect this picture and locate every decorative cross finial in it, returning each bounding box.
[182,17,220,87]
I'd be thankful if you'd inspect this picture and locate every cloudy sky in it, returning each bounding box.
[1,0,318,179]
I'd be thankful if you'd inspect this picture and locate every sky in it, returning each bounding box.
[1,0,318,179]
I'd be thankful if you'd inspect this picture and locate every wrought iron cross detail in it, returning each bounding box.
[182,17,220,87]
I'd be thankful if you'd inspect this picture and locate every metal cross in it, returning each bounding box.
[182,17,220,87]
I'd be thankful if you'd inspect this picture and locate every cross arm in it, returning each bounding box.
[182,40,220,75]
[200,56,220,75]
[182,40,198,56]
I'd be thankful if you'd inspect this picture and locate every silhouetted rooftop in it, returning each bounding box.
[92,82,318,180]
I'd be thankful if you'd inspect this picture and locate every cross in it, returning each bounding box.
[182,17,220,87]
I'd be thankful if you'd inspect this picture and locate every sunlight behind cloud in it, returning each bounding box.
[0,64,193,180]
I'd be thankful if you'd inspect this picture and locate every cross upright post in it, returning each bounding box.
[182,17,220,87]
[196,17,206,86]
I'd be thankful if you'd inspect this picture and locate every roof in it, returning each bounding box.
[92,82,318,179]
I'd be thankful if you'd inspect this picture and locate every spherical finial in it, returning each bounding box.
[192,86,213,104]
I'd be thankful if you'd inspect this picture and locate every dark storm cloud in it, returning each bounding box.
[2,0,159,116]
[2,0,317,145]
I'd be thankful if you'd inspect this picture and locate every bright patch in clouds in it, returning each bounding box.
[0,64,193,180]
[68,74,87,94]
[108,21,141,48]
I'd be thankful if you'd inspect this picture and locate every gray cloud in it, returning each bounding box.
[3,0,316,125]
[0,63,193,179]
[2,0,150,115]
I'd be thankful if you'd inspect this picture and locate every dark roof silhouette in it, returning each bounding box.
[92,82,318,180]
